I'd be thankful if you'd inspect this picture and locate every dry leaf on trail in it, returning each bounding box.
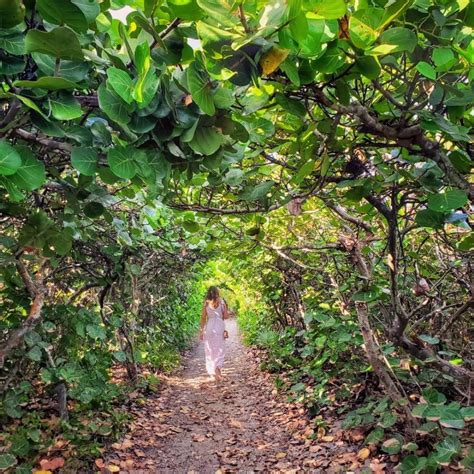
[229,419,243,429]
[95,458,105,469]
[170,426,184,433]
[275,452,287,459]
[106,465,120,473]
[39,457,65,471]
[193,434,206,442]
[321,435,335,442]
[111,438,133,450]
[358,448,371,460]
[370,461,387,473]
[134,449,146,457]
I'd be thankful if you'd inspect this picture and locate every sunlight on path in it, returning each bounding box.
[105,320,354,473]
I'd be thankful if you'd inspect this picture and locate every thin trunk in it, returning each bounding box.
[356,302,417,431]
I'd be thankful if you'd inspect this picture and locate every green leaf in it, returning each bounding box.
[26,346,42,362]
[84,202,105,219]
[460,448,474,470]
[168,0,204,21]
[197,0,239,27]
[0,454,17,470]
[136,67,159,109]
[0,33,25,55]
[86,324,106,340]
[365,427,384,444]
[240,180,275,201]
[379,0,413,30]
[224,168,244,186]
[32,53,89,82]
[433,435,461,464]
[351,287,381,302]
[213,87,235,109]
[49,92,82,119]
[9,147,45,191]
[107,67,134,104]
[25,27,84,60]
[461,407,474,422]
[0,56,26,75]
[71,147,98,176]
[108,147,137,179]
[369,27,417,55]
[133,42,152,104]
[381,437,401,454]
[113,351,127,362]
[280,60,300,86]
[187,63,215,116]
[433,47,455,69]
[349,9,384,49]
[14,77,79,91]
[292,159,315,184]
[36,0,88,32]
[98,84,132,124]
[71,0,101,23]
[439,406,465,429]
[378,411,397,428]
[416,61,436,80]
[419,334,440,345]
[275,92,306,117]
[0,140,22,176]
[422,387,446,405]
[0,0,25,29]
[457,233,474,251]
[399,455,427,474]
[356,56,381,79]
[183,220,200,233]
[415,209,446,229]
[189,126,224,155]
[427,189,468,212]
[312,0,347,19]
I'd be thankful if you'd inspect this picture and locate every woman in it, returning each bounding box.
[200,286,228,382]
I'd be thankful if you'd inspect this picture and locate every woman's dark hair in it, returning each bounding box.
[205,286,220,307]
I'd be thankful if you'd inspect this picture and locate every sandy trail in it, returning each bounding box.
[105,318,352,473]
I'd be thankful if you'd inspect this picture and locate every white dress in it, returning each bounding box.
[203,299,225,375]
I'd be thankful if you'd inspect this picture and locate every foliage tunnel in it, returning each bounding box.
[0,0,472,471]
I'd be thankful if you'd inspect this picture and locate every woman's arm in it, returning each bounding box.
[199,303,207,340]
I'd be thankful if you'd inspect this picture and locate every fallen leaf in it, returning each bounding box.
[106,466,120,473]
[39,458,65,471]
[321,435,335,442]
[358,447,371,461]
[229,419,243,429]
[95,458,105,470]
[276,452,287,459]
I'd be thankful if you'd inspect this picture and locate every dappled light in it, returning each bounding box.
[0,0,472,472]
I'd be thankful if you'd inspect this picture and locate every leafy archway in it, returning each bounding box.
[0,0,472,471]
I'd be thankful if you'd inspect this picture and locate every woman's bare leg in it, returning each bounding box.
[215,367,222,382]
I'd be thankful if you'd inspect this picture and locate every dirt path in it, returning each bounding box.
[105,319,366,473]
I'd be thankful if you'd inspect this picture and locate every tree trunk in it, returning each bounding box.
[356,302,417,431]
